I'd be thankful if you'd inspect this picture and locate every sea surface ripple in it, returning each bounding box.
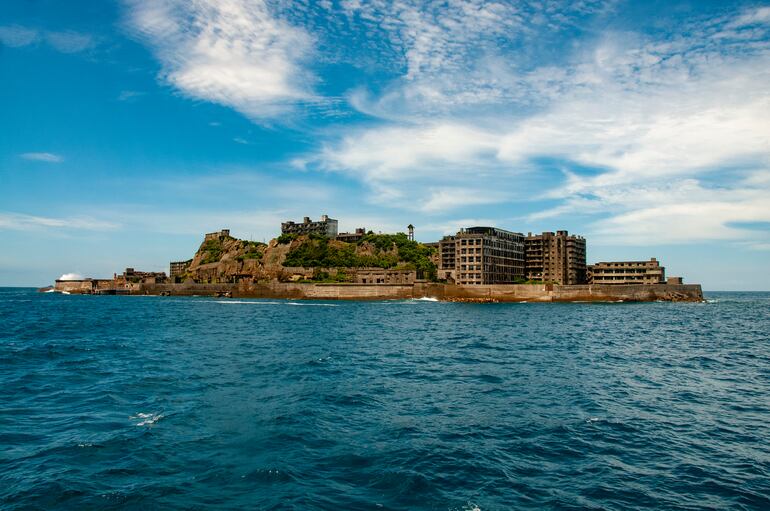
[1,288,769,510]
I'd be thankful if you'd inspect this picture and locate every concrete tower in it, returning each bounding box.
[408,224,414,241]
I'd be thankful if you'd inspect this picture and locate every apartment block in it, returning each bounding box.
[525,230,587,285]
[587,258,665,285]
[439,227,524,285]
[281,214,338,238]
[170,259,192,278]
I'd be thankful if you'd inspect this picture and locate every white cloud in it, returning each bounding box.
[421,187,509,212]
[0,213,119,231]
[20,152,64,163]
[126,0,315,119]
[312,6,770,242]
[0,25,38,47]
[58,272,84,281]
[45,31,94,53]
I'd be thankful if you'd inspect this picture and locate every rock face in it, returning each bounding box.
[183,232,432,283]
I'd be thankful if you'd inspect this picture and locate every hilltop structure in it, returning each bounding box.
[281,215,338,238]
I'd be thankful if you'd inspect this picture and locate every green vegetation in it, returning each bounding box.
[236,240,265,262]
[200,239,224,264]
[283,232,437,280]
[276,233,298,244]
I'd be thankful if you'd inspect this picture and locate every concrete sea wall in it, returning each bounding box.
[128,281,703,302]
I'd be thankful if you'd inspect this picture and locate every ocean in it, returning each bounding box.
[1,288,768,510]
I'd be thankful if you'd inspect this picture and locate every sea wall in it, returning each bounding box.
[131,281,702,302]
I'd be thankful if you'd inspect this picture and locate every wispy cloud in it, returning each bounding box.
[45,31,94,53]
[0,25,94,53]
[20,152,64,163]
[0,25,38,47]
[0,212,119,231]
[126,0,316,120]
[117,90,145,102]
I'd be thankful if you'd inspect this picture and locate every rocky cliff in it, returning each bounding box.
[183,232,437,283]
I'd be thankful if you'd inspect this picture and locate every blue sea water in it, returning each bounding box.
[1,288,769,510]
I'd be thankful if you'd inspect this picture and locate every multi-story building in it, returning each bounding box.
[281,215,338,238]
[439,227,524,285]
[170,259,192,278]
[437,235,457,281]
[525,231,587,285]
[587,258,665,285]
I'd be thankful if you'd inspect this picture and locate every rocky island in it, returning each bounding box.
[52,216,703,302]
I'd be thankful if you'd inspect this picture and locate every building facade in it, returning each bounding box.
[587,258,665,285]
[336,227,366,243]
[204,229,230,242]
[437,235,457,281]
[439,227,524,285]
[170,259,192,278]
[525,231,587,285]
[281,215,338,238]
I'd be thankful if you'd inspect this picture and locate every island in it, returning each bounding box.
[51,216,703,303]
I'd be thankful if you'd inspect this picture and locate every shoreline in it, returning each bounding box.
[51,281,704,303]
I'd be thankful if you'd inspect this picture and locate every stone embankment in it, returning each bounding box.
[114,281,703,302]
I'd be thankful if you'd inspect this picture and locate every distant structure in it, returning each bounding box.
[525,231,587,285]
[118,267,167,284]
[336,227,366,243]
[169,259,192,278]
[588,258,666,285]
[408,224,414,241]
[204,229,230,242]
[281,215,338,238]
[438,227,524,285]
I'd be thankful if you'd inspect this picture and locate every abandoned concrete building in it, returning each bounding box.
[525,231,587,285]
[169,259,192,279]
[355,268,417,284]
[587,258,666,285]
[438,227,525,285]
[336,227,367,243]
[281,215,338,238]
[204,229,230,242]
[118,268,167,284]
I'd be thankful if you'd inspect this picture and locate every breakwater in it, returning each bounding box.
[56,280,704,302]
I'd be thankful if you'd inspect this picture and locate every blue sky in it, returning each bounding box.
[1,0,769,290]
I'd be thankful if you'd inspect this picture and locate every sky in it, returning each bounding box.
[0,0,769,290]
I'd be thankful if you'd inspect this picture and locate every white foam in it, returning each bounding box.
[413,296,439,302]
[130,412,163,426]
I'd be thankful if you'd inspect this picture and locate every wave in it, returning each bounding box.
[130,412,163,426]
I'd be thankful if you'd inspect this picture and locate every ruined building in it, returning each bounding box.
[336,227,366,243]
[525,231,587,285]
[438,227,525,285]
[588,258,666,285]
[281,215,338,238]
[169,259,192,278]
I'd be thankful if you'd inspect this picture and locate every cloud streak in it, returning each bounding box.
[0,213,119,231]
[20,152,64,163]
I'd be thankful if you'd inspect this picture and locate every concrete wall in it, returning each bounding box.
[133,280,702,302]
